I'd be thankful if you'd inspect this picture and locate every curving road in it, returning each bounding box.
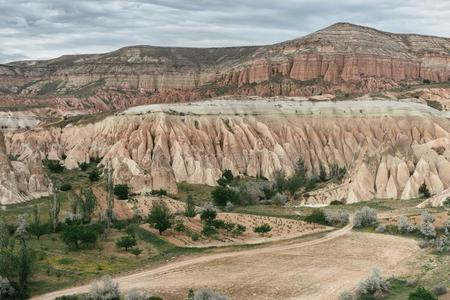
[33,223,352,299]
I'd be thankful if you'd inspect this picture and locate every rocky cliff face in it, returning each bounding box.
[1,23,449,114]
[2,98,450,205]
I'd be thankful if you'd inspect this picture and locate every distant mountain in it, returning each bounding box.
[0,22,449,110]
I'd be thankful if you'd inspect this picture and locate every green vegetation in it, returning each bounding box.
[408,287,437,300]
[184,195,196,218]
[113,184,129,200]
[419,182,431,198]
[253,223,272,235]
[147,203,173,235]
[426,100,443,111]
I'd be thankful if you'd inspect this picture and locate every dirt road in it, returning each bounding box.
[34,224,353,299]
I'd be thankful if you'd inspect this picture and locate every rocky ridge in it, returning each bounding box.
[0,23,449,114]
[2,98,450,205]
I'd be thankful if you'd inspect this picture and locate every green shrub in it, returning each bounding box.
[409,287,437,300]
[200,208,217,222]
[253,223,272,235]
[202,225,218,236]
[304,209,327,225]
[116,235,137,251]
[45,160,64,173]
[129,247,143,258]
[174,221,186,232]
[206,219,226,229]
[211,186,239,206]
[89,169,100,182]
[423,79,432,84]
[419,182,431,198]
[147,203,173,235]
[79,162,89,171]
[150,189,167,197]
[426,100,443,111]
[217,169,234,186]
[329,200,343,205]
[231,224,246,236]
[114,184,129,200]
[60,183,72,191]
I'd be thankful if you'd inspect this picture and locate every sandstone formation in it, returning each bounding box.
[0,23,449,114]
[2,98,450,205]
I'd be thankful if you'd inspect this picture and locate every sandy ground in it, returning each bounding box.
[33,224,421,300]
[145,212,329,248]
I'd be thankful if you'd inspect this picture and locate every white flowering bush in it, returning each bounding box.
[356,268,390,299]
[353,207,377,228]
[87,275,120,300]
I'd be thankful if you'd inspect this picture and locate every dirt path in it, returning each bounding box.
[33,224,353,299]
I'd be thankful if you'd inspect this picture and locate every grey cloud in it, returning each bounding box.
[0,0,449,63]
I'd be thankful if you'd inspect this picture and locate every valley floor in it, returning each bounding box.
[33,225,421,300]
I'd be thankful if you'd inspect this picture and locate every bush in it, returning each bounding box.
[206,219,226,229]
[444,197,450,207]
[419,182,431,198]
[271,193,288,206]
[356,268,390,299]
[420,211,436,238]
[89,169,100,182]
[202,225,218,236]
[217,170,234,187]
[304,209,327,225]
[353,206,378,228]
[129,247,143,258]
[431,285,447,296]
[87,275,120,300]
[375,224,386,233]
[79,162,89,171]
[174,220,186,232]
[60,183,72,191]
[0,276,15,299]
[426,100,443,111]
[116,235,137,251]
[45,160,65,173]
[398,216,415,233]
[339,290,353,300]
[114,184,129,200]
[55,296,81,300]
[200,207,217,222]
[330,200,343,205]
[185,195,196,217]
[231,224,246,236]
[211,186,239,206]
[325,209,349,226]
[224,201,234,212]
[253,223,272,235]
[125,288,151,300]
[150,189,167,197]
[423,79,431,84]
[148,203,173,235]
[192,288,230,300]
[409,287,437,300]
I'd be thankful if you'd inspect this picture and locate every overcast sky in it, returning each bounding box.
[1,0,449,63]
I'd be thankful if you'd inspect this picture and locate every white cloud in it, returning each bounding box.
[0,0,449,63]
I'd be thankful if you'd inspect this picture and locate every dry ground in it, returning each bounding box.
[34,226,421,300]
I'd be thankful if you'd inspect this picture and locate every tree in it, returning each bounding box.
[116,235,137,251]
[45,160,64,173]
[353,206,378,228]
[294,158,307,178]
[105,163,115,229]
[420,211,436,238]
[253,223,272,235]
[217,169,234,186]
[305,209,327,225]
[409,287,437,300]
[211,186,239,206]
[285,175,304,197]
[319,164,327,182]
[148,203,173,235]
[356,268,390,299]
[398,215,415,233]
[419,182,431,198]
[129,248,142,258]
[49,185,61,232]
[184,195,196,218]
[89,169,100,182]
[88,275,120,300]
[61,225,97,249]
[272,169,287,193]
[113,184,129,200]
[28,223,49,240]
[325,209,350,226]
[0,276,15,299]
[80,187,97,222]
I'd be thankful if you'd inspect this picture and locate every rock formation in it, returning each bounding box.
[2,98,450,205]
